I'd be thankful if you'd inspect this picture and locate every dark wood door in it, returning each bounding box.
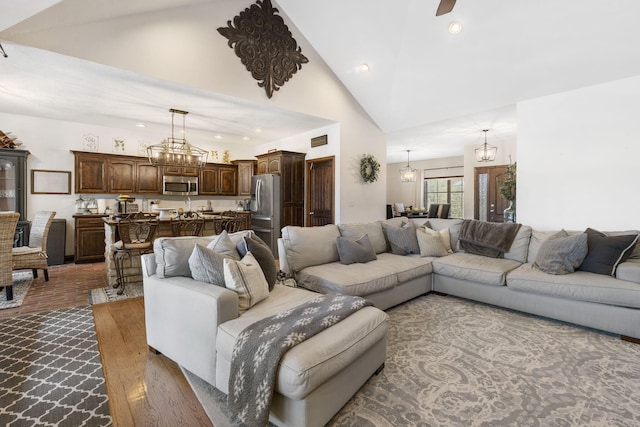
[306,157,334,226]
[474,165,510,222]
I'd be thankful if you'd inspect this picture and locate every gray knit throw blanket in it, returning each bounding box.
[228,293,373,426]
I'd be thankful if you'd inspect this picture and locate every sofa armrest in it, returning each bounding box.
[143,273,239,386]
[141,253,156,278]
[278,238,291,274]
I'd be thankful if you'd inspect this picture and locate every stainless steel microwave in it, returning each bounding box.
[163,175,198,196]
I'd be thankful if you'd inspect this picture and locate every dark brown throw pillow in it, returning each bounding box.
[578,228,639,276]
[237,234,278,291]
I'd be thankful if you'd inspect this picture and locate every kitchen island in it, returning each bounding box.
[102,211,251,288]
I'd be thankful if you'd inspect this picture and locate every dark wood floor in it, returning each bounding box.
[3,262,213,426]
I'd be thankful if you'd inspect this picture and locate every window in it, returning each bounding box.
[424,177,464,218]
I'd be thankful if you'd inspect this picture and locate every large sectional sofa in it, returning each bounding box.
[278,217,640,341]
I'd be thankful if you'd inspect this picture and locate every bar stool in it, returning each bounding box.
[220,211,244,233]
[170,211,205,236]
[113,212,158,295]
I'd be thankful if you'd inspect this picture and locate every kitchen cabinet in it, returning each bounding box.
[199,164,237,196]
[107,157,136,193]
[136,159,162,193]
[163,165,199,176]
[255,150,305,227]
[74,152,107,193]
[74,214,108,263]
[233,160,256,196]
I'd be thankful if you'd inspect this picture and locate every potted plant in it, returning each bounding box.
[499,162,516,222]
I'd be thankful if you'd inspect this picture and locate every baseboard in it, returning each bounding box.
[621,335,640,345]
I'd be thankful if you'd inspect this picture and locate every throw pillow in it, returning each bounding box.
[206,230,241,260]
[237,234,278,291]
[416,228,449,257]
[336,234,377,265]
[223,253,269,314]
[383,221,420,255]
[188,244,230,287]
[534,230,588,275]
[420,226,453,254]
[578,228,640,276]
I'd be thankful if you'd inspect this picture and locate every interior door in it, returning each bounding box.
[306,157,334,226]
[474,165,509,222]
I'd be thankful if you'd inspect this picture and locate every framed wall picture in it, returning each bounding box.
[31,169,72,194]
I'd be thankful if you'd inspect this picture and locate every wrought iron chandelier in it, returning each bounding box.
[147,109,208,168]
[399,150,417,182]
[475,129,497,162]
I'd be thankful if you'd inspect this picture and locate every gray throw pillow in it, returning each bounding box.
[336,234,377,265]
[206,230,241,260]
[188,244,230,286]
[383,221,420,255]
[534,230,588,275]
[237,234,277,291]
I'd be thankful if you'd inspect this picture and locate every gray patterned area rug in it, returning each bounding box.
[89,283,143,305]
[0,272,34,310]
[0,306,112,426]
[184,294,640,427]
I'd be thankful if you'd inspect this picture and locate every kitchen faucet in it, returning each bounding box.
[186,196,191,212]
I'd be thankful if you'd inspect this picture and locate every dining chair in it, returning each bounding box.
[170,211,205,237]
[12,211,56,282]
[1,212,20,301]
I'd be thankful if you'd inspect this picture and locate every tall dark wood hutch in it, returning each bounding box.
[0,149,29,245]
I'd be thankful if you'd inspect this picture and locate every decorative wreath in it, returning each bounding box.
[360,154,380,183]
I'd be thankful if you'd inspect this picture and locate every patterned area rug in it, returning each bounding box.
[89,282,143,305]
[0,272,34,310]
[0,305,112,426]
[184,294,640,427]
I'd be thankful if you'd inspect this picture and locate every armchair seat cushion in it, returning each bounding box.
[12,246,44,256]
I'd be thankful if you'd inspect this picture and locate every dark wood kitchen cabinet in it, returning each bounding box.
[74,214,108,263]
[74,152,107,193]
[233,160,256,196]
[200,164,237,196]
[107,157,136,193]
[136,159,162,193]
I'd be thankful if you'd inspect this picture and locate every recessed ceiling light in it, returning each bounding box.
[448,21,463,35]
[242,136,249,141]
[359,64,370,73]
[135,123,147,128]
[215,135,223,139]
[255,128,262,133]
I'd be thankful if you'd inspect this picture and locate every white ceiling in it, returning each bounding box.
[2,0,640,163]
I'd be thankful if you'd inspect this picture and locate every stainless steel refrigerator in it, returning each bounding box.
[250,174,281,256]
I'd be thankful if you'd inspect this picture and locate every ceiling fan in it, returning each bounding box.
[436,0,456,16]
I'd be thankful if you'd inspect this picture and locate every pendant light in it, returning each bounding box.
[399,150,417,182]
[147,109,208,168]
[475,129,497,162]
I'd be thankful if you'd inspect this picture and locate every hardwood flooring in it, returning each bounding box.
[2,262,214,426]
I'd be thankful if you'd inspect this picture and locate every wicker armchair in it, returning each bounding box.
[1,212,20,301]
[12,211,56,282]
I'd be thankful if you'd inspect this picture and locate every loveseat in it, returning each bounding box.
[141,231,390,427]
[278,217,640,341]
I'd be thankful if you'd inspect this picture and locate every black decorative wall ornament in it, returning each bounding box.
[218,0,309,98]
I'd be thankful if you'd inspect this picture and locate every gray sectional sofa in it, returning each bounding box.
[278,217,640,340]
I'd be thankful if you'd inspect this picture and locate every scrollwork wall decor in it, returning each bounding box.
[218,0,309,98]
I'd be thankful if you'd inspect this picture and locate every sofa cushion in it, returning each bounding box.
[578,228,639,276]
[508,263,640,309]
[616,259,640,284]
[338,222,388,254]
[216,285,389,400]
[336,234,377,265]
[296,253,431,296]
[503,225,532,263]
[416,228,448,257]
[188,244,230,287]
[383,221,420,255]
[237,233,277,291]
[425,218,464,252]
[154,235,217,278]
[281,225,340,273]
[223,253,269,314]
[419,226,452,254]
[534,231,588,275]
[431,252,522,286]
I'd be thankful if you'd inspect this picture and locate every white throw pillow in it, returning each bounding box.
[223,252,269,314]
[416,228,448,257]
[421,226,453,254]
[207,230,241,260]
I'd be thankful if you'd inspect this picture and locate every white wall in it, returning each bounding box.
[517,75,640,230]
[6,0,387,224]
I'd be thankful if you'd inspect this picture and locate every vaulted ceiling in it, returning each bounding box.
[2,0,640,163]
